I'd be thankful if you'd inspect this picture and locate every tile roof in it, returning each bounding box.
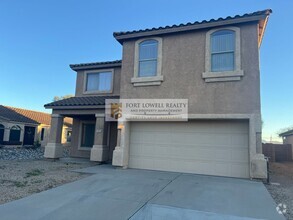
[4,106,72,126]
[44,96,119,108]
[0,105,39,125]
[70,60,122,71]
[114,9,272,43]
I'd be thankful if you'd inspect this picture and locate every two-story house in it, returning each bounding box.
[44,9,272,179]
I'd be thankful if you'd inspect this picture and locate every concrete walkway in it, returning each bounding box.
[0,165,284,220]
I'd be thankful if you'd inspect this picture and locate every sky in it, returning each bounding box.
[0,0,292,141]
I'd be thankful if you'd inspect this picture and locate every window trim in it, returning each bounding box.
[202,26,244,82]
[132,37,163,86]
[83,69,114,94]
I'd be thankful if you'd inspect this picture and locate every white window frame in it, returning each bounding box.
[202,26,244,83]
[83,69,114,94]
[132,37,163,86]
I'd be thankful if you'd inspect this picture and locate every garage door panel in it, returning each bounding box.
[129,156,249,178]
[130,145,247,164]
[129,121,249,178]
[231,134,249,146]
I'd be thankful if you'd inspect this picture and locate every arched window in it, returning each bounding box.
[138,39,158,77]
[203,27,243,82]
[9,125,21,142]
[210,30,235,72]
[0,124,4,141]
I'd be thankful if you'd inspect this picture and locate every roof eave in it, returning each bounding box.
[258,15,270,48]
[70,63,122,71]
[279,130,293,137]
[44,105,106,110]
[114,14,268,44]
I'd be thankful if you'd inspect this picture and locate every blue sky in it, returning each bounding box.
[0,0,292,141]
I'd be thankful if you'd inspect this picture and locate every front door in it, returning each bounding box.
[109,122,118,161]
[23,126,36,146]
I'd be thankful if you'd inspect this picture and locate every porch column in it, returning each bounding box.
[250,114,267,179]
[112,121,130,168]
[44,114,64,159]
[90,115,109,162]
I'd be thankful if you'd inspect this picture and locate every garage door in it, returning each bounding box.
[129,121,249,178]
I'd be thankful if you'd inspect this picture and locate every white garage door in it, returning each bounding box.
[129,121,249,178]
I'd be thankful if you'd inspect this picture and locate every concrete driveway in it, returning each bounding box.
[0,165,284,220]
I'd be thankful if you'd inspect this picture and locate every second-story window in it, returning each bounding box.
[86,71,112,92]
[138,40,158,77]
[211,30,235,72]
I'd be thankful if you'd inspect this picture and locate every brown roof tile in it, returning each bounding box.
[70,60,121,71]
[0,105,39,125]
[5,106,72,126]
[113,9,272,43]
[44,96,119,108]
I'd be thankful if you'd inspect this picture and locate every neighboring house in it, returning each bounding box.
[279,129,293,157]
[0,105,72,147]
[0,105,39,146]
[44,9,272,179]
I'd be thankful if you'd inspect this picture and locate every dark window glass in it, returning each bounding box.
[41,128,45,141]
[81,123,95,148]
[9,125,21,142]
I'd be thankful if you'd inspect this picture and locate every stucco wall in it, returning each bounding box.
[119,23,260,115]
[69,118,118,159]
[75,66,121,97]
[37,124,50,147]
[69,118,91,158]
[284,135,293,145]
[37,124,71,147]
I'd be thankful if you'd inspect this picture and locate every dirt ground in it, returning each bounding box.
[265,162,293,220]
[0,159,93,204]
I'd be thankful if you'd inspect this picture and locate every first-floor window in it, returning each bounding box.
[81,123,95,148]
[9,125,21,142]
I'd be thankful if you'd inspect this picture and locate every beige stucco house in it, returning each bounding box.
[0,105,72,147]
[44,9,272,179]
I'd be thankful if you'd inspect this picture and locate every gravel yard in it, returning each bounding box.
[265,162,293,220]
[0,159,93,205]
[0,147,69,160]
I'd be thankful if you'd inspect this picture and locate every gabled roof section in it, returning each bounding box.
[0,105,39,125]
[279,129,293,137]
[113,9,272,45]
[70,60,122,71]
[4,106,72,127]
[6,106,52,125]
[44,96,119,109]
